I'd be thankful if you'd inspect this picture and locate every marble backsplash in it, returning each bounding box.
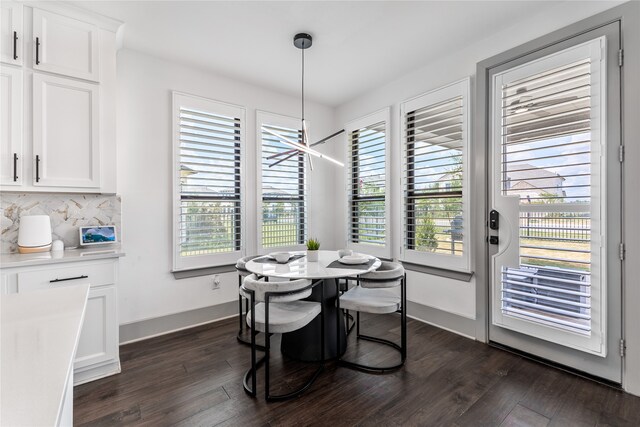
[1,193,121,253]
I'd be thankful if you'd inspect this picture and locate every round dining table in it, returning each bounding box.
[245,250,381,362]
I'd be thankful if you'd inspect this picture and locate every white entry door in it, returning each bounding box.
[488,22,622,382]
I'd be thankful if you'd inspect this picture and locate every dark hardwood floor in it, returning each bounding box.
[74,314,640,426]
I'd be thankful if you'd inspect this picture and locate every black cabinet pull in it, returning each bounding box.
[13,153,18,182]
[50,275,88,283]
[13,31,18,60]
[35,155,40,182]
[35,37,40,65]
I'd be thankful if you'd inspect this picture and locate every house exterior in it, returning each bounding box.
[505,163,566,198]
[437,163,564,199]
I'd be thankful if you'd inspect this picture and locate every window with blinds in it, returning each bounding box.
[402,80,470,270]
[498,49,602,334]
[260,120,306,248]
[173,93,244,270]
[348,120,386,247]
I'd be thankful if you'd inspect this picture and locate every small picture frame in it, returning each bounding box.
[79,225,117,246]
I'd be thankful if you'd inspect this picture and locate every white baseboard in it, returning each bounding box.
[406,301,477,339]
[119,301,238,344]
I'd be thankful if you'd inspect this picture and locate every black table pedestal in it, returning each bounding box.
[280,278,347,362]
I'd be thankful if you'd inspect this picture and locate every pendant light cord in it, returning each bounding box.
[301,40,305,132]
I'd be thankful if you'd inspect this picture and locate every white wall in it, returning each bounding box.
[115,49,337,326]
[332,0,626,334]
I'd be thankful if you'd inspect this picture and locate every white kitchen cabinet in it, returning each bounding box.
[0,2,22,66]
[32,8,99,82]
[75,286,118,372]
[0,65,22,185]
[1,255,122,385]
[33,72,100,188]
[0,3,121,194]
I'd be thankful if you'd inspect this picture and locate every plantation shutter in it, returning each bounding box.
[348,121,386,247]
[261,122,307,248]
[499,54,599,334]
[402,80,470,273]
[173,93,244,270]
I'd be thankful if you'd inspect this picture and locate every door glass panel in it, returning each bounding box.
[499,53,599,337]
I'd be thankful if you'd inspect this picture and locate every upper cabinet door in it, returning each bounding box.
[0,2,23,65]
[33,73,100,188]
[32,8,99,82]
[0,66,22,185]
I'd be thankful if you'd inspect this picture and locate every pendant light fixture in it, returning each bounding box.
[266,32,345,168]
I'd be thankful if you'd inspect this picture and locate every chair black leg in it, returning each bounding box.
[238,274,243,333]
[336,280,342,358]
[237,273,248,346]
[237,274,265,351]
[337,275,407,374]
[264,298,271,401]
[401,274,407,361]
[341,278,355,335]
[251,292,257,395]
[244,280,326,401]
[243,289,265,397]
[264,282,325,402]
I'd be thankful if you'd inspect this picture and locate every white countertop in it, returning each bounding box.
[0,245,125,268]
[246,250,381,279]
[1,284,89,427]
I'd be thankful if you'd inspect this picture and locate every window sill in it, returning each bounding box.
[400,261,474,282]
[172,264,236,279]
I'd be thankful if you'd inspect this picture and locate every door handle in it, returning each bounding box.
[13,31,18,60]
[50,275,88,283]
[35,37,40,65]
[35,155,40,182]
[489,210,499,230]
[13,153,18,182]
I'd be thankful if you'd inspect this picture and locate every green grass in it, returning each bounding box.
[262,222,301,248]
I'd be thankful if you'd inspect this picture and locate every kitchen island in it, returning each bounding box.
[1,284,89,426]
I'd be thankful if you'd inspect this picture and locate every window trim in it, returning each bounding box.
[172,91,246,271]
[344,108,391,259]
[256,110,309,254]
[400,78,472,272]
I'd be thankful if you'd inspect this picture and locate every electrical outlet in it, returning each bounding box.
[212,275,221,290]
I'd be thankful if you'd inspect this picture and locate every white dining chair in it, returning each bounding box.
[240,273,325,401]
[336,261,407,373]
[235,255,259,347]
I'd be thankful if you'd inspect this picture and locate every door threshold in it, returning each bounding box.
[489,341,622,390]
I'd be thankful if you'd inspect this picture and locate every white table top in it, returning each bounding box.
[245,250,381,279]
[1,284,89,427]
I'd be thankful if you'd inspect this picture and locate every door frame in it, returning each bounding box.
[473,2,639,388]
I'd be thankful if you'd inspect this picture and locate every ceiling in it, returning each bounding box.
[73,1,617,107]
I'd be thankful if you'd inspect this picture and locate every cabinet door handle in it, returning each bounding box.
[13,31,18,60]
[35,37,40,65]
[13,153,18,182]
[50,275,88,283]
[35,155,40,182]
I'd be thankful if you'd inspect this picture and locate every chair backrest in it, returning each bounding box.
[235,255,259,275]
[359,261,405,288]
[240,274,313,302]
